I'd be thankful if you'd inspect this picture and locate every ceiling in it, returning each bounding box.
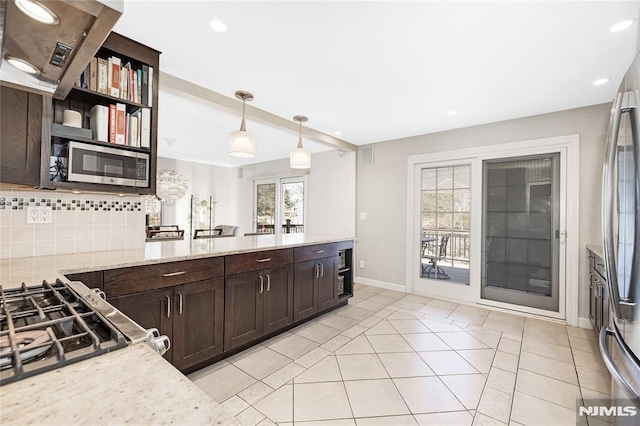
[112,1,640,167]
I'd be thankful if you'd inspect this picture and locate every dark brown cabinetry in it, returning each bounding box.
[293,243,342,321]
[0,86,43,186]
[589,250,609,332]
[224,250,294,351]
[104,257,224,370]
[46,32,160,194]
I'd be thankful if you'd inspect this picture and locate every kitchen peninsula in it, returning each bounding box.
[0,234,354,424]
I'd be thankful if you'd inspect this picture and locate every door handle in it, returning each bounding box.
[165,295,171,319]
[178,292,183,315]
[266,274,271,292]
[599,327,640,406]
[162,271,186,277]
[259,275,264,293]
[602,91,636,321]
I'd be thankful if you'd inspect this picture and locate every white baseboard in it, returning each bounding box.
[578,317,594,330]
[355,277,406,293]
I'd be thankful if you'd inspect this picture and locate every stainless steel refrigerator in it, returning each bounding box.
[600,50,640,418]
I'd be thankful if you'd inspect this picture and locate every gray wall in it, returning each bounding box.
[356,103,610,320]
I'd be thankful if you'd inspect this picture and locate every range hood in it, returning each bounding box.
[0,0,123,99]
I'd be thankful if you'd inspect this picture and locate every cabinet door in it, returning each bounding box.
[0,87,42,186]
[173,278,224,371]
[263,265,293,334]
[294,260,318,322]
[317,257,339,312]
[589,267,596,328]
[109,287,173,361]
[224,271,262,350]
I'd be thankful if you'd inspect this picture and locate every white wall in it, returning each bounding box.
[355,103,609,320]
[157,157,238,236]
[236,150,356,237]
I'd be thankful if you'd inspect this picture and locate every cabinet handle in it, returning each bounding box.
[320,263,324,277]
[178,292,183,315]
[259,275,264,293]
[165,295,171,319]
[163,271,186,277]
[313,250,325,254]
[256,258,272,263]
[266,274,271,292]
[314,264,319,279]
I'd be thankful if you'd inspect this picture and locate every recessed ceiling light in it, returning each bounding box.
[334,131,342,136]
[14,0,59,25]
[5,56,40,75]
[593,78,610,86]
[610,19,635,32]
[446,111,457,116]
[209,19,228,32]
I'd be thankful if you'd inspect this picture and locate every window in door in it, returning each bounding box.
[420,165,470,284]
[254,177,306,234]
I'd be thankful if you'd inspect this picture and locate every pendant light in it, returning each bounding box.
[229,90,256,157]
[290,115,311,169]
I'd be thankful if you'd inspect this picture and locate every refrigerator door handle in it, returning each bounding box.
[603,92,635,321]
[599,327,640,405]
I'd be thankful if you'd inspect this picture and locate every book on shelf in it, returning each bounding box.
[128,114,139,147]
[97,58,108,94]
[109,104,116,144]
[89,105,109,142]
[141,65,149,105]
[108,56,121,98]
[140,107,151,148]
[115,103,126,145]
[89,58,97,92]
[148,67,153,106]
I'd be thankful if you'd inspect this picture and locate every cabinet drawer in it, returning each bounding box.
[226,249,293,275]
[104,257,224,297]
[294,243,340,262]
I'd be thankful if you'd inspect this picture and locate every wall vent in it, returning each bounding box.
[361,147,374,165]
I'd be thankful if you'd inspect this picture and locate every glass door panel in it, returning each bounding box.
[281,180,304,233]
[420,165,470,284]
[255,182,276,233]
[481,154,560,312]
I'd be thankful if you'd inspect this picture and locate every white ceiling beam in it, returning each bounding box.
[160,72,357,152]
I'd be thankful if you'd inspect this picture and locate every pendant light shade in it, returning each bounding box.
[290,115,311,169]
[229,91,256,157]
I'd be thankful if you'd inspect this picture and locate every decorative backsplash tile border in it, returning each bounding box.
[0,197,142,212]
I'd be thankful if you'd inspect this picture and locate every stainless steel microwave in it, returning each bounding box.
[67,141,149,187]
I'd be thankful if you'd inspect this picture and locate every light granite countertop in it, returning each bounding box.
[0,234,355,288]
[0,344,238,425]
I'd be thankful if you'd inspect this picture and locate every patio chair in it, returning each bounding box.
[422,235,450,279]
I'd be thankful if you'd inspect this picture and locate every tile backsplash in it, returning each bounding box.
[0,189,146,259]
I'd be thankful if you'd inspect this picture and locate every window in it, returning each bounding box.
[254,177,306,234]
[420,165,470,284]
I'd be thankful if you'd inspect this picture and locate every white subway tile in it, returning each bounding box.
[34,241,56,257]
[11,241,34,258]
[34,225,56,241]
[11,225,35,242]
[75,239,94,253]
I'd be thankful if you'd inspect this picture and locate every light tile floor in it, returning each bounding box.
[188,284,611,426]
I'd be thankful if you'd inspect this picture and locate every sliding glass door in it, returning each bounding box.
[481,154,560,312]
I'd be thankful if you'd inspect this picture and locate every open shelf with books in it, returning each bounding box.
[44,32,160,195]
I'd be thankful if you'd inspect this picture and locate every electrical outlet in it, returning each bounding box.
[26,207,53,224]
[359,260,365,268]
[40,207,52,223]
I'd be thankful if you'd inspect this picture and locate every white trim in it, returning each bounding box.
[406,134,580,326]
[355,277,407,293]
[578,317,594,330]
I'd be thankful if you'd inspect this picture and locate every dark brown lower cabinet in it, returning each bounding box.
[109,278,225,370]
[172,278,224,370]
[225,265,293,351]
[294,256,338,321]
[109,287,174,362]
[65,271,103,292]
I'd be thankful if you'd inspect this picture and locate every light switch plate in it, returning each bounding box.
[359,212,367,220]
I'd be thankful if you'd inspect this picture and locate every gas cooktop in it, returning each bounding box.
[0,279,129,385]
